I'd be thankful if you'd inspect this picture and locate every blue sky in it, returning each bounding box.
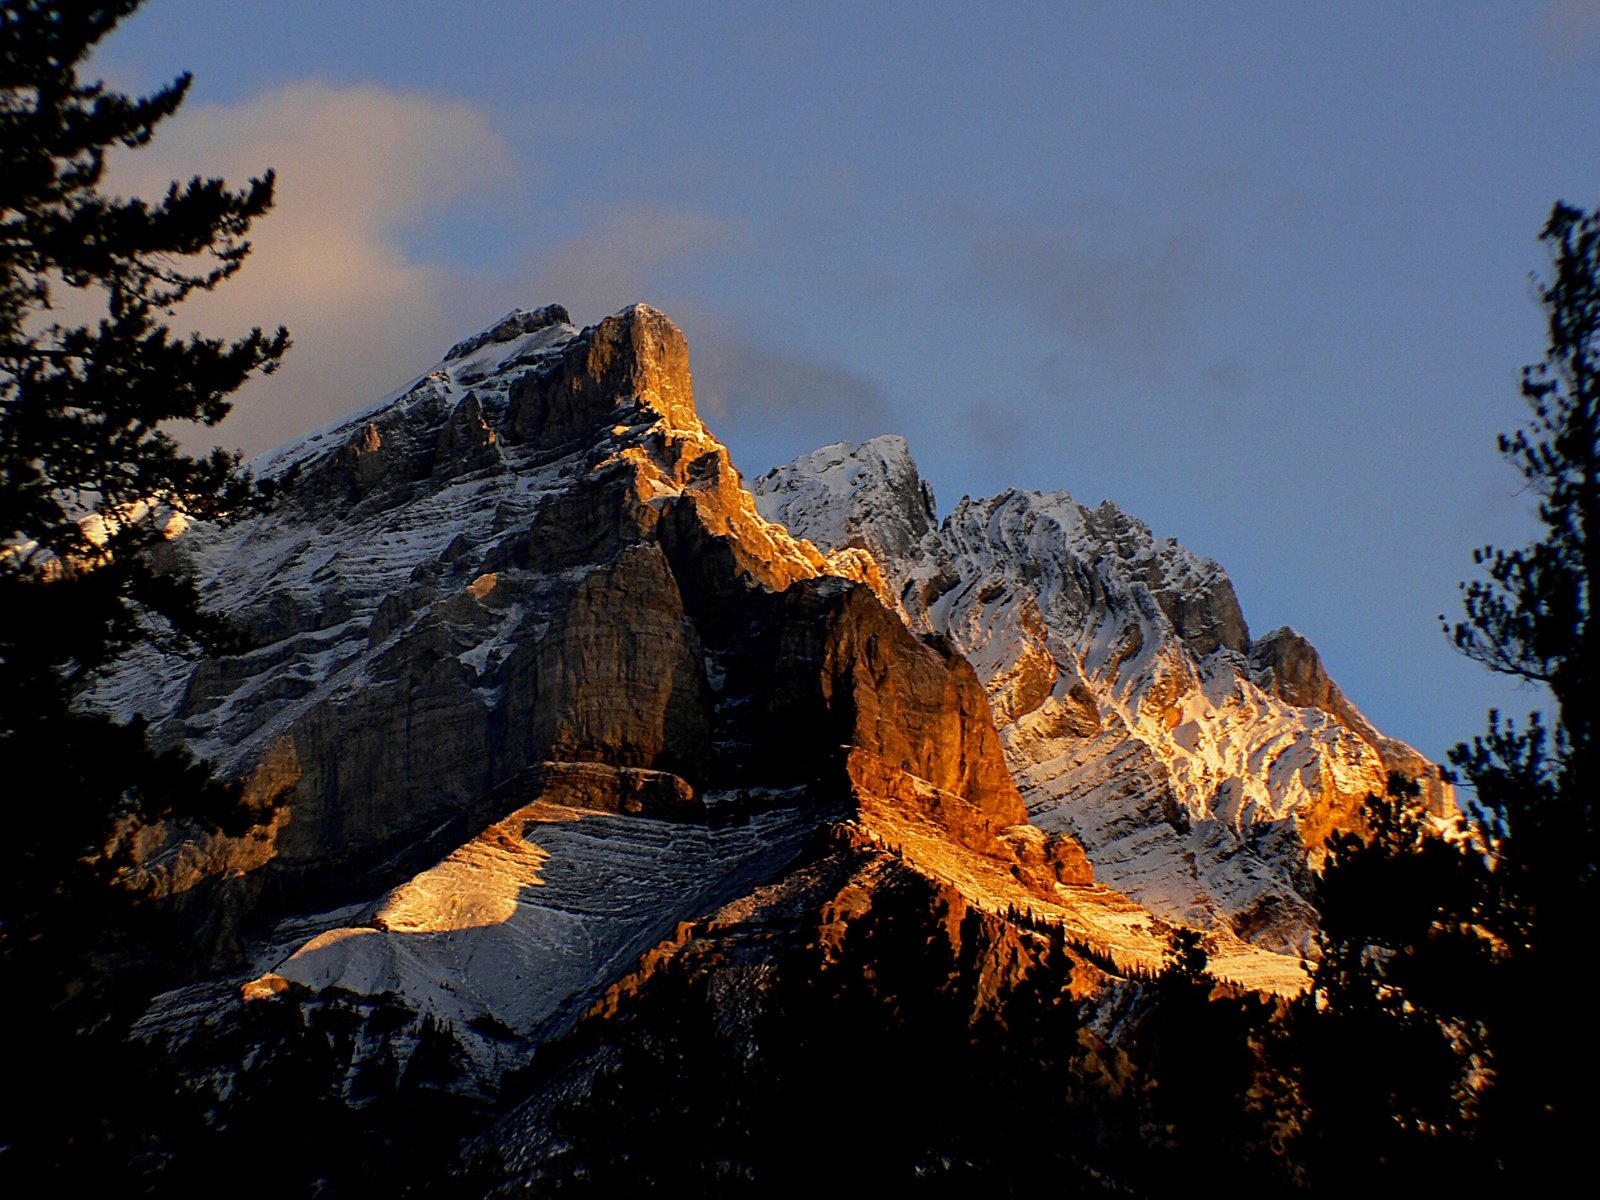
[96,1,1600,767]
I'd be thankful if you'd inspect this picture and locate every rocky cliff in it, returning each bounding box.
[63,298,1466,1196]
[116,304,1236,1086]
[114,306,1008,874]
[754,435,1449,954]
[101,299,1451,1120]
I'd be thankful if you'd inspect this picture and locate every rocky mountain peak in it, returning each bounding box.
[754,433,939,564]
[504,303,701,450]
[246,303,707,500]
[112,303,1110,1077]
[442,303,572,363]
[756,434,1449,955]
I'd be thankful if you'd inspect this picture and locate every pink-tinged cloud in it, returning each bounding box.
[104,82,517,456]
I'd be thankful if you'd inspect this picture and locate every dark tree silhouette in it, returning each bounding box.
[1445,201,1600,1183]
[0,0,287,973]
[1,0,287,1181]
[1288,202,1600,1190]
[1288,776,1495,1190]
[1125,928,1283,1195]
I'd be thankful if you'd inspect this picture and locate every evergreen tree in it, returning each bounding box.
[1445,201,1600,1181]
[1128,929,1282,1196]
[1289,202,1600,1190]
[1449,201,1600,909]
[1288,776,1495,1190]
[0,0,287,1179]
[0,0,287,978]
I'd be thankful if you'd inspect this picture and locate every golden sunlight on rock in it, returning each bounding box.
[240,973,292,1002]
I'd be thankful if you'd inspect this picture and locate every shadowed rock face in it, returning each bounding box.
[712,577,1025,825]
[513,542,713,780]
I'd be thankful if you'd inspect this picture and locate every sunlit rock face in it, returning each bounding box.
[113,305,899,881]
[108,303,1112,1076]
[260,789,829,1079]
[755,435,1449,954]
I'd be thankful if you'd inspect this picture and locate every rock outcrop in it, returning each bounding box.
[85,302,1451,1187]
[755,435,1450,954]
[111,308,923,886]
[107,304,1132,1080]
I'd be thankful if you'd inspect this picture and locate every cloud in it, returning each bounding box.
[93,82,835,464]
[966,221,1208,365]
[103,82,516,455]
[517,206,747,325]
[504,204,892,456]
[691,331,893,442]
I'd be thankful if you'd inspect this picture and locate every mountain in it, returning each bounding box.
[754,436,1448,954]
[91,302,1445,1184]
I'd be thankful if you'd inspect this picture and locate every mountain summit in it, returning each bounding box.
[755,435,1448,954]
[100,303,1445,1173]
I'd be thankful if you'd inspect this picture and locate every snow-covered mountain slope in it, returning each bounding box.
[107,303,1321,1088]
[254,790,826,1077]
[755,435,1449,954]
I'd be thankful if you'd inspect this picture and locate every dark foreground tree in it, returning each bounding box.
[1289,202,1600,1189]
[1445,201,1600,1181]
[0,0,287,1178]
[1289,774,1497,1189]
[1449,201,1600,902]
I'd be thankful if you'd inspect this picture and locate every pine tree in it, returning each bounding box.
[1445,201,1600,1182]
[0,0,287,965]
[1449,201,1600,901]
[1,1,287,1179]
[1129,928,1280,1194]
[1288,202,1600,1190]
[1289,776,1495,1190]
